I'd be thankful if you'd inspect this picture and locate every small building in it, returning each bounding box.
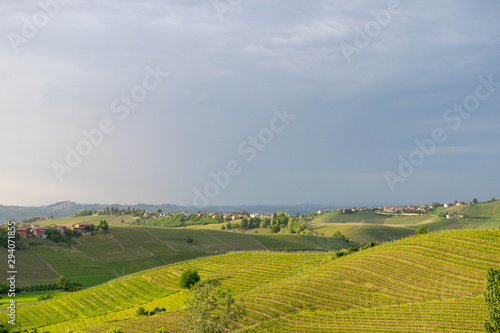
[16,227,32,238]
[32,227,47,239]
[446,214,464,219]
[250,213,261,218]
[317,210,325,215]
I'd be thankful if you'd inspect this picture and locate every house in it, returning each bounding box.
[383,206,403,214]
[317,210,325,215]
[250,213,261,218]
[232,215,246,220]
[342,208,352,214]
[444,203,458,208]
[197,213,207,217]
[16,227,32,238]
[32,227,47,239]
[446,214,464,219]
[261,214,274,218]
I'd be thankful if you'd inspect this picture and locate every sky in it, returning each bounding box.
[0,0,499,207]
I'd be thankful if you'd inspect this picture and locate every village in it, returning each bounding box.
[14,200,471,239]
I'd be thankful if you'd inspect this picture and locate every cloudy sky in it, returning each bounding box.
[0,0,499,207]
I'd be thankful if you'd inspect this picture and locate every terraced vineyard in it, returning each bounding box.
[1,229,498,332]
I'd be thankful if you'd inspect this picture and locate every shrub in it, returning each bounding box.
[180,269,201,289]
[270,225,280,233]
[416,226,429,235]
[136,306,147,316]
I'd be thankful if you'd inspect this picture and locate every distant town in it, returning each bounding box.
[14,199,477,239]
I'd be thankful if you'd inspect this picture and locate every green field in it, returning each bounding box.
[1,225,349,287]
[1,229,498,332]
[0,291,68,307]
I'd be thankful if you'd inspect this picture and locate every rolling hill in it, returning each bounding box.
[1,229,498,332]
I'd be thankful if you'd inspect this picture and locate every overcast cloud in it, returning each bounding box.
[0,0,499,207]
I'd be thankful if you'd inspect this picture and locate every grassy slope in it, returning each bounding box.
[2,229,498,332]
[310,200,500,245]
[0,226,349,287]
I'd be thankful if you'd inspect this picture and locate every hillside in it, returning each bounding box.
[309,200,500,245]
[0,226,350,287]
[1,229,498,332]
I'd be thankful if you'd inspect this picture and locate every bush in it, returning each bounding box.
[37,294,52,301]
[270,225,280,233]
[136,306,147,316]
[186,236,194,244]
[180,269,200,289]
[416,226,429,235]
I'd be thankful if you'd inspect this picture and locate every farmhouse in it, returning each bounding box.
[446,214,464,219]
[32,227,47,239]
[250,213,261,218]
[16,227,32,238]
[317,210,325,215]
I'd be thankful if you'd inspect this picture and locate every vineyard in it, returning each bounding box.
[0,229,498,332]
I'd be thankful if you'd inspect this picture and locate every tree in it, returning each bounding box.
[180,269,201,289]
[485,268,500,332]
[432,202,441,208]
[416,226,429,235]
[184,279,245,333]
[270,225,280,233]
[473,198,478,204]
[98,220,109,230]
[136,306,147,316]
[156,208,162,215]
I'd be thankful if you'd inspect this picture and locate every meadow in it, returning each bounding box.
[0,229,498,332]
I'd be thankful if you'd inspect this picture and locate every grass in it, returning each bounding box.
[0,230,500,332]
[1,229,498,332]
[0,291,68,307]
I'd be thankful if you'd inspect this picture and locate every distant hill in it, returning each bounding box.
[0,201,329,223]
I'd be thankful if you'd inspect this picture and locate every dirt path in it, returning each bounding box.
[245,234,269,250]
[200,230,236,250]
[107,230,126,249]
[139,246,155,257]
[70,245,96,261]
[492,206,497,214]
[297,235,323,249]
[33,251,60,277]
[141,228,178,252]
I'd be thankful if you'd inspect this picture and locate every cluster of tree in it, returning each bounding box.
[135,306,166,316]
[184,278,246,333]
[98,220,109,230]
[332,231,350,243]
[56,276,82,291]
[19,283,58,293]
[45,229,77,243]
[0,226,20,249]
[133,213,223,227]
[0,283,20,295]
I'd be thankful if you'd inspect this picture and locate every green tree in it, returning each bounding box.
[473,198,478,204]
[98,220,109,230]
[485,268,500,332]
[156,208,162,214]
[136,306,147,316]
[180,269,201,289]
[270,225,280,233]
[416,226,429,235]
[184,279,245,333]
